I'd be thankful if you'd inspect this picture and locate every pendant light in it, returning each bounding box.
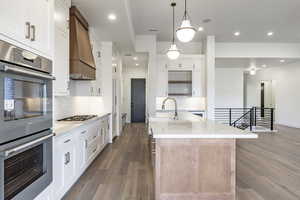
[167,2,180,60]
[176,0,196,43]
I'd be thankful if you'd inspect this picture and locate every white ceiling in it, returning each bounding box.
[216,58,300,69]
[130,0,300,43]
[72,0,300,54]
[122,53,148,68]
[72,0,135,53]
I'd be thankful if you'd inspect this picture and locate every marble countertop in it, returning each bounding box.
[53,113,111,137]
[149,112,258,139]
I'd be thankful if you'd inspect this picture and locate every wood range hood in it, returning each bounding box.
[70,6,96,80]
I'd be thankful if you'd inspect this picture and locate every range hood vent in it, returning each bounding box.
[70,6,96,80]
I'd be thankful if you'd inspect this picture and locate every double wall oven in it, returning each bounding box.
[0,40,54,200]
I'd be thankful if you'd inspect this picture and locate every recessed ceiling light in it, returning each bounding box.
[198,26,204,32]
[133,56,138,61]
[108,13,117,21]
[267,32,274,36]
[280,59,285,63]
[234,31,240,36]
[262,64,267,68]
[135,63,139,66]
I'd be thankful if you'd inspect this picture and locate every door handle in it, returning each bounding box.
[25,22,31,39]
[30,25,36,41]
[5,134,54,157]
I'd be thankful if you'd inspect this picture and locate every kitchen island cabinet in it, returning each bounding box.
[149,112,257,200]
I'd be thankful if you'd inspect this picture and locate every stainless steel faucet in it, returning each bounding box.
[162,97,178,120]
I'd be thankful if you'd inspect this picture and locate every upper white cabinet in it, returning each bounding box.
[157,58,168,97]
[0,0,53,58]
[156,55,205,97]
[53,0,71,96]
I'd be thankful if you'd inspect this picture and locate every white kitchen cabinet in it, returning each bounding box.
[0,0,27,45]
[157,54,205,97]
[192,69,202,96]
[53,0,71,96]
[75,128,88,176]
[53,133,76,200]
[0,0,53,58]
[157,59,168,97]
[52,118,111,199]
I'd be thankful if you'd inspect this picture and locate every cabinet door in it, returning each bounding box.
[54,0,70,34]
[53,28,69,96]
[192,69,202,97]
[157,60,168,97]
[105,118,110,144]
[76,129,88,175]
[53,0,70,96]
[29,0,52,55]
[0,0,30,45]
[53,136,76,200]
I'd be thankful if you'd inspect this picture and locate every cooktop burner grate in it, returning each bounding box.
[58,115,98,122]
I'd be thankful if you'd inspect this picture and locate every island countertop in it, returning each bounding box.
[149,112,258,139]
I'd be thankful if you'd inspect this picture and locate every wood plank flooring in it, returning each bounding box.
[63,123,300,200]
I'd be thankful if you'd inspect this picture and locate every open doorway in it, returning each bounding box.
[131,79,146,122]
[261,80,275,108]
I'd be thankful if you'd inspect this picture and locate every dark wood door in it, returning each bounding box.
[131,79,146,122]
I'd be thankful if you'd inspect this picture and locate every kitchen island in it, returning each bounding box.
[149,112,257,200]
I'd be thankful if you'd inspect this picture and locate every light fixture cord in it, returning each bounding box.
[184,0,187,20]
[171,2,176,44]
[172,3,175,44]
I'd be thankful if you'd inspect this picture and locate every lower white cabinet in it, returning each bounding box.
[76,128,88,176]
[51,115,111,200]
[53,133,76,200]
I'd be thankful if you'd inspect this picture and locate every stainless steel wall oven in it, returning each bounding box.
[0,40,54,200]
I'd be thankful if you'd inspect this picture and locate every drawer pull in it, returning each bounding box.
[64,139,71,143]
[81,131,87,134]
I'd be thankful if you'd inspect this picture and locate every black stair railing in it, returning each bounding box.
[215,107,274,131]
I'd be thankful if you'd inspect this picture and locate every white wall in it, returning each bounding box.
[156,97,206,111]
[215,68,244,108]
[216,43,300,58]
[246,62,300,128]
[122,65,147,123]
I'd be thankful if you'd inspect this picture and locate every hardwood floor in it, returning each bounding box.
[63,123,300,200]
[236,125,300,200]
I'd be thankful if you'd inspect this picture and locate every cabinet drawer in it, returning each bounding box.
[86,139,99,161]
[56,133,74,146]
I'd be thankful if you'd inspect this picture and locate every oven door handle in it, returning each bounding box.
[4,134,54,157]
[2,65,56,80]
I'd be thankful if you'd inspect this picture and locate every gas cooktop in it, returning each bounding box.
[58,115,98,122]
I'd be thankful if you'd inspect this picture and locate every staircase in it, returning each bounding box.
[215,107,275,132]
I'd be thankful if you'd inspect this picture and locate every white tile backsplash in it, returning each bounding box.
[54,96,105,121]
[156,97,206,111]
